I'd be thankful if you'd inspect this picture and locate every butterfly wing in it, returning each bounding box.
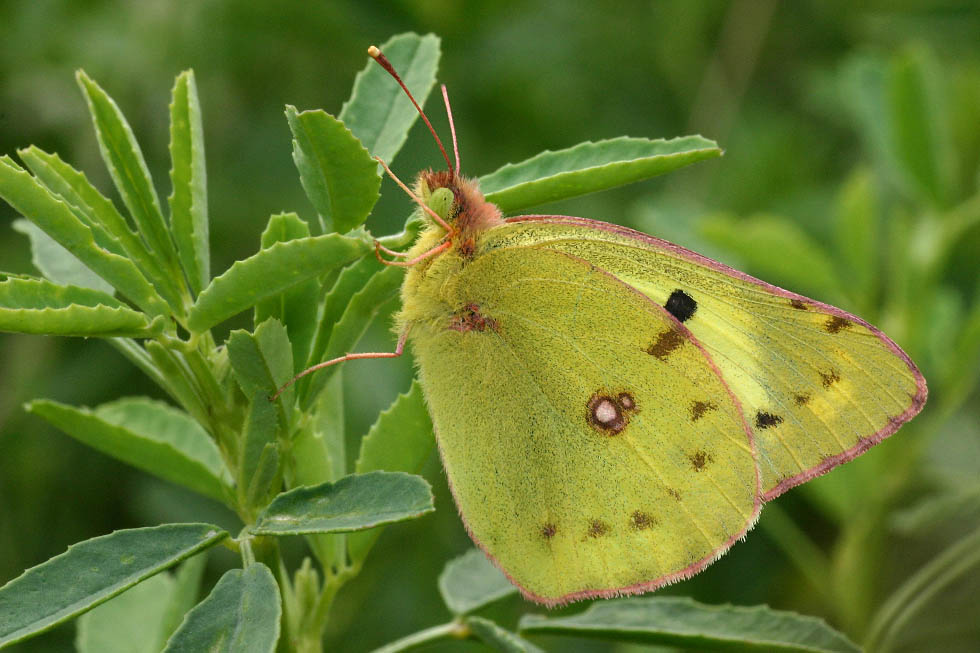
[406,244,760,605]
[488,216,928,500]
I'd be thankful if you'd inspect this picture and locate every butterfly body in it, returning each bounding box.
[394,171,926,606]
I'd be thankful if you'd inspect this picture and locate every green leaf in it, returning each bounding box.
[286,106,381,233]
[76,71,183,280]
[144,341,212,430]
[438,549,517,616]
[227,318,295,433]
[834,167,878,308]
[0,275,164,337]
[11,218,114,293]
[17,146,186,311]
[76,571,175,653]
[255,213,319,367]
[302,254,382,388]
[158,554,208,647]
[187,232,370,332]
[163,564,280,653]
[347,381,434,567]
[518,597,861,653]
[0,523,227,648]
[480,136,721,213]
[699,213,846,304]
[251,470,434,536]
[467,616,543,653]
[303,264,402,407]
[0,158,170,316]
[239,393,281,510]
[289,372,345,572]
[339,32,441,165]
[168,69,210,295]
[27,398,232,503]
[886,45,955,206]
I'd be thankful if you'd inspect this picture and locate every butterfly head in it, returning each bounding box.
[418,168,502,239]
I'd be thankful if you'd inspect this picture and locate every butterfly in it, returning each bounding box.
[287,46,927,606]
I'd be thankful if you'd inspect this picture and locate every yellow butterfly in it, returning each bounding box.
[291,46,927,606]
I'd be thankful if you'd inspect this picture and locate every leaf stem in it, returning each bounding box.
[368,620,468,653]
[864,525,980,652]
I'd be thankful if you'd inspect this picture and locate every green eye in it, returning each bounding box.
[426,187,454,221]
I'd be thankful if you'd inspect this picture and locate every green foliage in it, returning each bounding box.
[0,16,977,653]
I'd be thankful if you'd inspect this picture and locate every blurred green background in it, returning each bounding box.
[2,1,979,651]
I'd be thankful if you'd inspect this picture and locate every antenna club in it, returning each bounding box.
[367,45,381,59]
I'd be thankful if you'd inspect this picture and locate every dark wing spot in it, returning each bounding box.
[646,328,685,360]
[790,298,809,310]
[630,511,655,530]
[588,519,610,538]
[755,411,784,429]
[617,392,636,411]
[665,289,697,322]
[794,393,811,406]
[825,315,852,334]
[688,449,712,471]
[690,400,717,421]
[448,303,499,332]
[541,523,557,539]
[666,487,682,501]
[820,369,841,388]
[588,394,627,435]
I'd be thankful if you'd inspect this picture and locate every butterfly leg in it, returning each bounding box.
[270,328,409,401]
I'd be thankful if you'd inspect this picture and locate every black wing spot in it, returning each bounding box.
[794,393,811,406]
[541,523,557,539]
[588,519,610,538]
[630,511,655,530]
[646,329,685,360]
[688,449,713,471]
[820,369,841,388]
[690,400,717,421]
[790,298,808,310]
[755,411,784,429]
[665,289,697,322]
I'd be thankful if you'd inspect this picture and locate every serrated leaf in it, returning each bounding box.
[163,564,280,653]
[467,616,543,653]
[303,264,402,407]
[439,549,517,616]
[302,254,382,392]
[17,146,186,311]
[0,275,163,337]
[286,106,381,233]
[187,232,369,332]
[251,470,434,535]
[0,523,227,648]
[255,213,319,366]
[0,157,170,317]
[339,32,441,165]
[347,381,433,567]
[76,571,175,653]
[11,218,115,293]
[480,136,721,213]
[518,597,861,653]
[239,393,281,509]
[168,69,210,295]
[227,319,295,432]
[27,398,232,503]
[76,71,183,280]
[699,213,845,304]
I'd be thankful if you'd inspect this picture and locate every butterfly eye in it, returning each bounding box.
[426,187,455,222]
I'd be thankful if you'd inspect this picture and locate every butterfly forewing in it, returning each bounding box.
[491,217,927,499]
[405,244,759,605]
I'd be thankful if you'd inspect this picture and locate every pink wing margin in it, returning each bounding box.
[506,214,928,502]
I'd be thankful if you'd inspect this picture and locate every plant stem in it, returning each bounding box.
[864,525,980,652]
[369,620,468,653]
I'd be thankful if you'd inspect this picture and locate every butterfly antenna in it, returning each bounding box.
[442,84,461,174]
[375,156,454,234]
[368,45,455,176]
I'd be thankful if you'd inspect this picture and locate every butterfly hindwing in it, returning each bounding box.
[405,244,760,605]
[489,216,927,499]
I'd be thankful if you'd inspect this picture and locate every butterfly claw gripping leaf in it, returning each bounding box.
[374,47,925,606]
